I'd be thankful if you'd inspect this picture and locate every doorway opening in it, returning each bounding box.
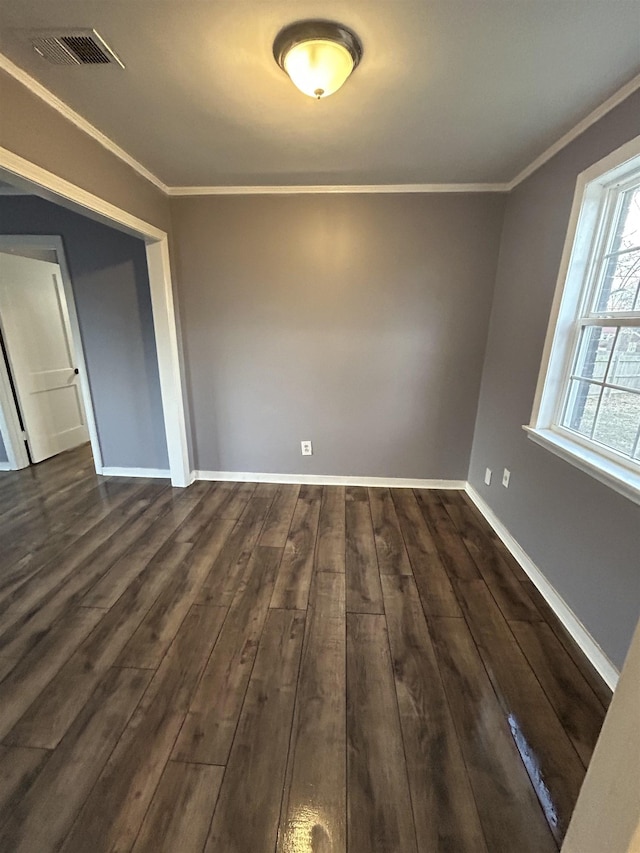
[0,236,102,472]
[0,150,190,486]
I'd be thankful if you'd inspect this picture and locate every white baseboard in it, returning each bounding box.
[0,461,12,471]
[193,470,466,489]
[101,467,171,479]
[465,484,619,691]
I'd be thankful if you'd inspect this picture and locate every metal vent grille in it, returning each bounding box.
[29,29,124,67]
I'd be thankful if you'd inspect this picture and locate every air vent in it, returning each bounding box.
[29,29,124,67]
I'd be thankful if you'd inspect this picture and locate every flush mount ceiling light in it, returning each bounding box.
[273,20,363,99]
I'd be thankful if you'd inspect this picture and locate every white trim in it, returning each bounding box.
[507,73,640,190]
[0,235,104,473]
[0,147,191,488]
[168,183,508,196]
[0,460,11,471]
[193,470,466,489]
[465,484,620,691]
[145,240,191,487]
[102,466,170,479]
[524,427,640,506]
[0,53,168,194]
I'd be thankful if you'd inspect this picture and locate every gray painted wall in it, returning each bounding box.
[0,196,169,470]
[171,193,506,478]
[468,89,640,670]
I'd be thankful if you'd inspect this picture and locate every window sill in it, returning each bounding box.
[523,426,640,506]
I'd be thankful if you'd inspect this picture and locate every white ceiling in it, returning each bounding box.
[1,1,639,188]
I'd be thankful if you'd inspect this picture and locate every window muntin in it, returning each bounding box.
[556,181,640,468]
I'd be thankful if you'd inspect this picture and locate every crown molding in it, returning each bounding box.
[0,52,169,194]
[2,50,639,198]
[167,183,508,196]
[506,71,640,191]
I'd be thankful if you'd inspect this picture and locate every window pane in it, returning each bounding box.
[573,325,615,380]
[607,327,640,391]
[592,387,640,457]
[562,379,601,437]
[594,248,640,312]
[611,186,640,254]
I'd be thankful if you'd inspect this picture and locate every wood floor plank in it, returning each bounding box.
[345,499,383,614]
[0,450,95,531]
[0,485,174,658]
[0,480,146,613]
[347,612,418,853]
[458,493,530,583]
[0,606,104,740]
[443,500,542,621]
[381,575,487,852]
[173,545,281,765]
[368,488,412,576]
[259,484,300,547]
[215,481,257,519]
[182,481,235,522]
[520,579,612,710]
[299,483,323,502]
[277,572,346,853]
[204,609,305,853]
[414,489,480,580]
[4,542,193,749]
[455,579,585,844]
[81,485,209,608]
[60,605,226,853]
[171,482,231,543]
[0,745,49,824]
[0,481,160,618]
[0,657,17,681]
[510,620,606,766]
[0,475,121,563]
[0,666,152,853]
[117,517,236,669]
[0,481,114,558]
[132,761,224,853]
[316,486,345,573]
[270,496,321,609]
[346,485,368,502]
[429,616,559,853]
[194,496,274,607]
[392,489,461,617]
[437,488,467,507]
[254,482,280,499]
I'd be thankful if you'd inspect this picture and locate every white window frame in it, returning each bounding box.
[525,135,640,506]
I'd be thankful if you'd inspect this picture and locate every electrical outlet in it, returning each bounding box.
[301,440,313,456]
[502,468,511,488]
[484,468,492,486]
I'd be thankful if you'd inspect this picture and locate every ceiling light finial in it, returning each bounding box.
[273,20,363,99]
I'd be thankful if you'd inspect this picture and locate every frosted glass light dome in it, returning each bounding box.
[283,39,354,99]
[274,21,363,100]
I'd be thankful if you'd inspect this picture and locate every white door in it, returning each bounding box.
[0,252,89,463]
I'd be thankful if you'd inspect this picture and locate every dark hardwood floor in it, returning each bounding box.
[0,445,611,852]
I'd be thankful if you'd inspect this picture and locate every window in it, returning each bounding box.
[526,137,640,504]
